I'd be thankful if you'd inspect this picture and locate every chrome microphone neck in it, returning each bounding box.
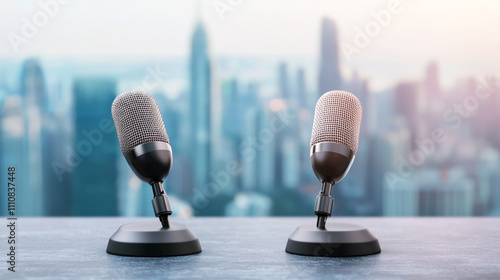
[124,141,173,183]
[310,142,355,185]
[124,141,173,228]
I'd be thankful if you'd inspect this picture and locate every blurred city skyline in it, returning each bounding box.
[1,1,500,90]
[1,1,500,218]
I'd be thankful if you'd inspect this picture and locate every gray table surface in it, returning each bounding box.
[1,217,499,279]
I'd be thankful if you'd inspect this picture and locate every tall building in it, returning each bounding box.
[256,104,277,194]
[189,21,212,212]
[240,83,260,192]
[476,148,500,215]
[425,61,441,98]
[37,71,73,216]
[295,68,315,182]
[0,96,24,216]
[42,114,73,216]
[423,61,443,126]
[72,77,118,216]
[473,76,500,148]
[20,59,46,108]
[20,59,46,215]
[220,79,241,193]
[281,136,300,189]
[395,82,422,150]
[378,119,413,215]
[296,68,310,109]
[318,18,342,97]
[221,79,241,145]
[278,62,289,99]
[348,71,370,137]
[279,68,301,190]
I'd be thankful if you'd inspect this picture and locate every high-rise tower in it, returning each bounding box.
[425,61,440,98]
[72,77,118,215]
[189,22,212,206]
[318,18,342,97]
[20,59,46,215]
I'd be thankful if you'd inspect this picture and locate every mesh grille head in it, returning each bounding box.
[311,90,362,154]
[111,90,169,154]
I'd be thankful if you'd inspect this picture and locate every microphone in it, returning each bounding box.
[111,90,173,228]
[286,90,379,257]
[310,90,362,228]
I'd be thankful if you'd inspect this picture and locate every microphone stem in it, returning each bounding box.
[159,214,171,228]
[151,181,163,197]
[317,215,327,228]
[151,181,173,228]
[314,181,334,229]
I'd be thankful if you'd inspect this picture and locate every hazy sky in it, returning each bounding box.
[1,0,499,90]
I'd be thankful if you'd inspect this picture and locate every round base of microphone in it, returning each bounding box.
[106,222,201,257]
[285,222,381,257]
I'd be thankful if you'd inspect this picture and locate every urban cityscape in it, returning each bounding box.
[1,5,500,218]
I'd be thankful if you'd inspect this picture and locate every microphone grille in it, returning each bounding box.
[311,90,362,154]
[111,90,169,154]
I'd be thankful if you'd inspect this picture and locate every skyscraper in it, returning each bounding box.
[240,83,260,192]
[278,62,289,99]
[347,71,371,137]
[296,67,311,110]
[423,61,444,125]
[0,96,24,216]
[277,63,300,190]
[72,77,118,216]
[425,61,441,98]
[371,123,411,215]
[42,114,73,216]
[189,22,212,210]
[20,59,46,215]
[395,82,422,150]
[318,18,342,97]
[20,59,46,108]
[256,104,277,194]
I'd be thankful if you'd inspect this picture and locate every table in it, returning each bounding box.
[2,217,500,279]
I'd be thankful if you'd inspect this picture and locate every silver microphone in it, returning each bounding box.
[310,90,362,228]
[111,90,173,228]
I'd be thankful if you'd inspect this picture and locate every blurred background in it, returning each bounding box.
[1,0,500,217]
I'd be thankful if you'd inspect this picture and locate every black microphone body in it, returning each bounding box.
[112,91,174,228]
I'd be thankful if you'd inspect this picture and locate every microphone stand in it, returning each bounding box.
[107,179,201,257]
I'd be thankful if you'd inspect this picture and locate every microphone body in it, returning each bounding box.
[310,90,362,228]
[112,91,173,228]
